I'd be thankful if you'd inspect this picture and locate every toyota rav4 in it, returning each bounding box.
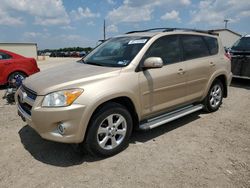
[16,28,232,157]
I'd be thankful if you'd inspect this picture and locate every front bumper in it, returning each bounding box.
[16,87,86,143]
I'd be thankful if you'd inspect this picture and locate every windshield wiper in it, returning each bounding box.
[77,58,85,63]
[84,62,104,66]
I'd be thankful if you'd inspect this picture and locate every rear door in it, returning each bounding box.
[180,34,216,102]
[139,35,187,118]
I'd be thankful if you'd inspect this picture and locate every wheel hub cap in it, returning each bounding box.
[209,84,222,108]
[97,114,127,150]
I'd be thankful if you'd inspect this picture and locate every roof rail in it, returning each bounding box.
[126,28,218,36]
[126,28,170,34]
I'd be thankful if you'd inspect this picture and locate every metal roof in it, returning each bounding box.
[212,29,241,37]
[0,42,37,45]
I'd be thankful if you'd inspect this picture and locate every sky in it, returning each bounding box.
[0,0,249,50]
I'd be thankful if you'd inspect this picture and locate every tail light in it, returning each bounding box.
[225,52,231,60]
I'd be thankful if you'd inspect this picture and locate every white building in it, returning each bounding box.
[0,43,37,59]
[213,29,241,48]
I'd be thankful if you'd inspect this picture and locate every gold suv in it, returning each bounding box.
[16,28,232,157]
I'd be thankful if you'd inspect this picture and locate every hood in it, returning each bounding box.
[23,62,121,95]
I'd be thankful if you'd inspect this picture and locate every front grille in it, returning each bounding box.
[18,95,32,115]
[18,85,37,116]
[20,85,37,100]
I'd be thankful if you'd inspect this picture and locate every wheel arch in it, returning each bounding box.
[216,74,228,98]
[1,70,28,84]
[82,96,139,142]
[7,70,28,80]
[202,72,228,101]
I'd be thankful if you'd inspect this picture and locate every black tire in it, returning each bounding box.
[8,72,26,83]
[203,79,224,112]
[84,102,133,157]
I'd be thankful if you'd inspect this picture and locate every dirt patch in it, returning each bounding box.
[0,62,249,187]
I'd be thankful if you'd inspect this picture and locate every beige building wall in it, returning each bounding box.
[0,43,37,59]
[214,30,241,48]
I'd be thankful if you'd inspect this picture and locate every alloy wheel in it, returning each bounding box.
[209,84,222,108]
[97,114,127,150]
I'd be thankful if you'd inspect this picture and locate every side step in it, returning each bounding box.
[139,104,204,130]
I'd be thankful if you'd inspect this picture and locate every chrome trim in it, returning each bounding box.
[231,55,250,58]
[17,104,31,120]
[139,104,204,130]
[148,105,193,122]
[18,89,35,106]
[22,94,35,106]
[233,75,250,80]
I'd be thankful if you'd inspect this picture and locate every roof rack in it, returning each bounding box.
[126,28,218,36]
[126,28,170,34]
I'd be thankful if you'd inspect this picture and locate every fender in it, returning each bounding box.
[77,90,140,142]
[2,68,29,84]
[201,69,229,101]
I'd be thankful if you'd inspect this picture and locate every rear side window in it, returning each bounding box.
[144,35,182,64]
[0,52,12,60]
[203,36,218,55]
[181,35,210,60]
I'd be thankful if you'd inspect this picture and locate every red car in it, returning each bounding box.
[0,49,40,85]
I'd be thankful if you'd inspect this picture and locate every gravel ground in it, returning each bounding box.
[0,58,249,188]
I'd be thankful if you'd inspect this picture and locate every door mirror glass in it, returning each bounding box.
[143,57,163,69]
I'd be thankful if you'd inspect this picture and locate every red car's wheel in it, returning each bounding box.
[8,72,27,83]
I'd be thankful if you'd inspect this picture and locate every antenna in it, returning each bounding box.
[224,19,229,29]
[103,19,106,40]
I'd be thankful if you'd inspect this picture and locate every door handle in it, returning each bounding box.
[210,62,215,67]
[177,68,185,75]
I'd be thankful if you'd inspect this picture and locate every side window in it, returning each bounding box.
[144,35,182,64]
[203,36,218,55]
[181,35,210,60]
[0,52,12,60]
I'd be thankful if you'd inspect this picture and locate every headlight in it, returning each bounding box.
[42,89,83,107]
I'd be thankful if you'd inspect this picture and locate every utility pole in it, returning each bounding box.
[103,19,106,41]
[224,19,229,29]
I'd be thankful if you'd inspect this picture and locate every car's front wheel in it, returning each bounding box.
[84,102,133,157]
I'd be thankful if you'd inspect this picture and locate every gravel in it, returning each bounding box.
[0,58,249,188]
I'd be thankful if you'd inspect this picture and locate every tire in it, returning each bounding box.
[203,79,224,112]
[8,72,26,83]
[84,102,133,157]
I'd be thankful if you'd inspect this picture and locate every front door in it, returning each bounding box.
[139,35,187,118]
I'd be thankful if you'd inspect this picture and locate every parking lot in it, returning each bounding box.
[0,58,249,188]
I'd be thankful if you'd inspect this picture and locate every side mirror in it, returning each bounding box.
[142,57,163,69]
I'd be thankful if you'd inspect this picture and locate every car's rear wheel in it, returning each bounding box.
[203,79,224,112]
[84,102,133,157]
[8,72,26,83]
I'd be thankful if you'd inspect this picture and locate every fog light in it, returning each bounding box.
[58,123,65,135]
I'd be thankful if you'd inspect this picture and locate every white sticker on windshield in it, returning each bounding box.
[128,39,147,45]
[118,60,129,65]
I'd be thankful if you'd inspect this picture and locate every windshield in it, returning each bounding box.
[231,37,250,51]
[83,36,150,67]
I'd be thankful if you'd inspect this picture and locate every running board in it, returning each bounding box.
[139,104,204,130]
